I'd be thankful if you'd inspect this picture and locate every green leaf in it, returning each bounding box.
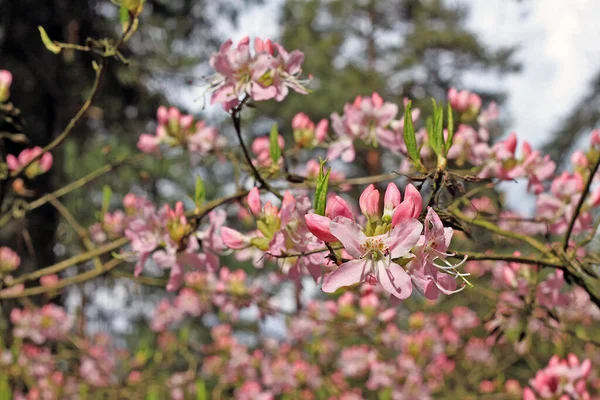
[195,380,208,400]
[120,4,130,26]
[403,101,420,164]
[0,374,11,400]
[445,102,454,154]
[428,98,444,156]
[101,185,112,214]
[38,26,62,54]
[145,387,160,400]
[313,159,331,216]
[194,176,205,207]
[269,123,281,164]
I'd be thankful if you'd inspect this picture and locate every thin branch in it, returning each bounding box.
[453,251,563,268]
[563,155,600,249]
[230,99,282,200]
[452,208,552,256]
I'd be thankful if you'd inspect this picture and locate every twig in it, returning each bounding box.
[563,155,600,250]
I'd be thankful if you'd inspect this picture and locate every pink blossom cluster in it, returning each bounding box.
[0,69,12,102]
[524,354,593,400]
[328,93,399,162]
[478,132,556,194]
[221,187,328,282]
[137,106,225,157]
[89,193,155,244]
[10,304,72,344]
[151,267,263,331]
[6,147,53,179]
[208,37,308,110]
[124,200,227,292]
[305,183,468,301]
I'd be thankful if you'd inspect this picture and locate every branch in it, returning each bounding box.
[230,99,282,200]
[453,251,563,268]
[562,155,600,249]
[9,60,107,179]
[452,208,551,255]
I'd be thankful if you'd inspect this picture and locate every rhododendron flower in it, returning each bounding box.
[207,37,308,110]
[321,212,422,300]
[328,93,398,162]
[0,246,20,274]
[11,305,72,344]
[6,147,53,178]
[408,207,468,300]
[0,69,12,102]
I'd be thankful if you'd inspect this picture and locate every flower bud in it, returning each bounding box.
[137,134,160,153]
[156,106,169,125]
[0,70,12,102]
[326,196,353,220]
[0,247,20,273]
[359,184,380,220]
[247,187,261,215]
[382,183,401,222]
[305,214,337,242]
[221,227,249,249]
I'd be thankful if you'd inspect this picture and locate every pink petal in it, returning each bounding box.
[377,262,412,300]
[322,259,367,293]
[329,217,365,259]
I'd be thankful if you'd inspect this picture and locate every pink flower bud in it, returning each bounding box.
[359,184,380,219]
[167,106,180,122]
[384,183,401,212]
[137,134,160,153]
[291,112,314,131]
[221,227,249,249]
[523,387,536,400]
[40,274,59,287]
[504,132,518,154]
[571,151,588,168]
[371,92,384,108]
[247,187,261,215]
[391,197,415,226]
[39,152,53,173]
[326,196,353,220]
[180,114,194,130]
[5,154,18,171]
[591,129,600,146]
[404,183,422,217]
[156,106,169,125]
[305,214,337,242]
[0,70,12,102]
[315,119,328,142]
[0,247,20,273]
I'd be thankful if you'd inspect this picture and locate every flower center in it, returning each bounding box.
[360,237,389,261]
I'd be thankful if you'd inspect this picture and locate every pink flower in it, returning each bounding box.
[0,69,12,102]
[408,208,467,300]
[6,147,53,178]
[40,274,59,287]
[291,112,328,147]
[321,216,422,300]
[208,37,308,110]
[328,93,398,161]
[0,247,20,273]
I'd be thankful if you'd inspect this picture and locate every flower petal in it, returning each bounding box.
[322,259,368,293]
[385,218,423,259]
[329,217,366,259]
[377,262,413,300]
